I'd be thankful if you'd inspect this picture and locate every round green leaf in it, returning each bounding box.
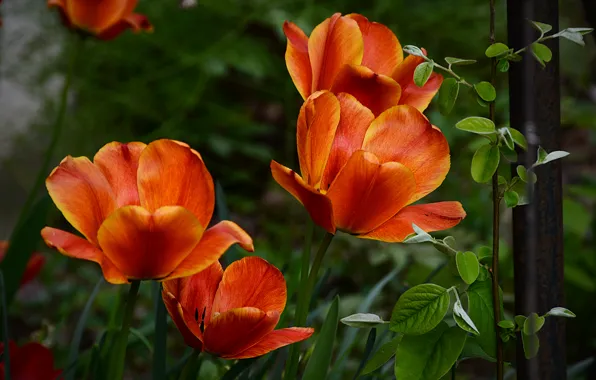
[523,312,546,335]
[530,20,553,34]
[390,284,450,335]
[438,78,459,115]
[497,59,510,72]
[498,320,515,329]
[456,251,480,284]
[522,332,540,359]
[395,322,467,380]
[485,43,510,57]
[413,62,434,87]
[477,246,492,264]
[532,43,553,64]
[471,144,500,183]
[456,116,496,135]
[444,57,477,66]
[504,190,519,208]
[341,313,387,328]
[474,81,496,102]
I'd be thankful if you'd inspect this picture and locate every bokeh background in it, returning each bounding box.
[1,0,595,378]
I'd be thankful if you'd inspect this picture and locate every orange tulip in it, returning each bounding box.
[284,13,443,115]
[41,139,254,284]
[0,340,62,380]
[0,241,45,286]
[271,91,465,242]
[162,257,314,359]
[47,0,152,40]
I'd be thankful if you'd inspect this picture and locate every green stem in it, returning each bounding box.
[152,283,167,380]
[179,349,202,380]
[430,61,474,88]
[108,280,141,379]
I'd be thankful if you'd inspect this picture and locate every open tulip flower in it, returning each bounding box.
[162,257,314,359]
[0,340,62,380]
[284,13,442,116]
[48,0,152,40]
[41,139,254,284]
[0,241,45,286]
[271,91,466,242]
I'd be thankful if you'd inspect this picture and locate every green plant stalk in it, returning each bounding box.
[179,349,202,380]
[488,0,504,379]
[152,282,167,380]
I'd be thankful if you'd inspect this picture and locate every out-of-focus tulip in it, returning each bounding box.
[47,0,152,40]
[271,91,466,242]
[0,241,45,286]
[42,139,254,284]
[0,341,62,380]
[162,257,314,359]
[283,13,443,115]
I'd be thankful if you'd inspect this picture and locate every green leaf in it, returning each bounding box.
[477,97,489,108]
[456,116,496,135]
[533,149,570,167]
[485,43,510,57]
[453,298,480,335]
[354,328,377,379]
[510,179,531,206]
[394,322,467,380]
[537,146,548,163]
[508,127,528,150]
[506,53,523,62]
[404,223,434,244]
[566,27,594,35]
[403,45,425,57]
[517,165,528,182]
[474,81,496,102]
[303,296,340,379]
[515,315,528,329]
[361,334,403,375]
[477,246,493,264]
[390,284,450,335]
[523,312,546,335]
[414,62,434,87]
[522,332,540,359]
[476,266,490,282]
[438,78,459,115]
[497,59,510,72]
[471,144,500,183]
[340,313,387,328]
[532,43,553,62]
[498,320,515,329]
[468,281,501,357]
[545,307,576,318]
[504,190,519,208]
[500,144,518,162]
[443,236,456,248]
[500,127,515,150]
[456,251,480,284]
[459,336,496,363]
[530,20,553,35]
[444,57,476,66]
[553,28,593,46]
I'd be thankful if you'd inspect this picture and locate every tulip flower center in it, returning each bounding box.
[195,306,207,333]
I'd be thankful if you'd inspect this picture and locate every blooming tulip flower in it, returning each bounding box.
[270,91,465,242]
[162,257,314,359]
[47,0,152,40]
[283,13,443,115]
[42,139,254,284]
[0,340,62,380]
[0,241,45,286]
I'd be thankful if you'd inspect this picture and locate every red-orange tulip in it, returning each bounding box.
[284,13,443,115]
[0,241,45,286]
[0,340,62,380]
[41,139,254,284]
[162,257,314,359]
[47,0,152,40]
[271,91,466,242]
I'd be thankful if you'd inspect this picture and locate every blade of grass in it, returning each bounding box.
[353,328,376,379]
[221,358,258,380]
[153,282,167,379]
[303,295,340,379]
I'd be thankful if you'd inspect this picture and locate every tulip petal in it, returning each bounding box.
[203,307,279,358]
[21,254,45,286]
[326,151,416,234]
[392,53,442,112]
[346,14,403,76]
[97,205,204,280]
[93,142,146,207]
[330,65,401,116]
[270,161,335,233]
[137,139,214,227]
[64,0,131,33]
[41,227,127,284]
[229,327,315,359]
[162,291,204,349]
[97,13,153,41]
[284,21,312,99]
[309,13,364,91]
[297,91,340,186]
[46,156,116,244]
[362,105,450,201]
[6,342,60,380]
[361,201,466,242]
[167,221,253,280]
[211,257,286,315]
[320,93,374,189]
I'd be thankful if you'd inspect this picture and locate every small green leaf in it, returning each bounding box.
[530,20,553,35]
[303,296,339,379]
[497,59,510,72]
[532,43,553,62]
[485,43,510,57]
[553,28,593,46]
[414,62,434,87]
[477,246,492,264]
[514,315,528,329]
[510,179,531,206]
[341,313,387,328]
[453,298,480,335]
[500,128,515,150]
[508,127,528,150]
[404,223,434,244]
[545,307,576,318]
[506,53,523,62]
[444,57,477,66]
[500,144,518,162]
[456,251,480,284]
[498,175,507,185]
[459,336,496,363]
[566,27,594,35]
[361,334,402,375]
[533,149,570,167]
[476,266,490,282]
[522,332,540,359]
[517,165,528,181]
[390,284,450,335]
[403,45,425,57]
[468,281,502,357]
[471,144,500,183]
[504,190,519,208]
[474,81,496,102]
[498,320,515,329]
[477,97,489,108]
[438,78,459,115]
[456,116,496,135]
[395,323,467,380]
[523,313,546,335]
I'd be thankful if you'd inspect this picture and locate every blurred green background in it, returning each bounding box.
[1,0,595,378]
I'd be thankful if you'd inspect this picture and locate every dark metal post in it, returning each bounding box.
[507,0,566,379]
